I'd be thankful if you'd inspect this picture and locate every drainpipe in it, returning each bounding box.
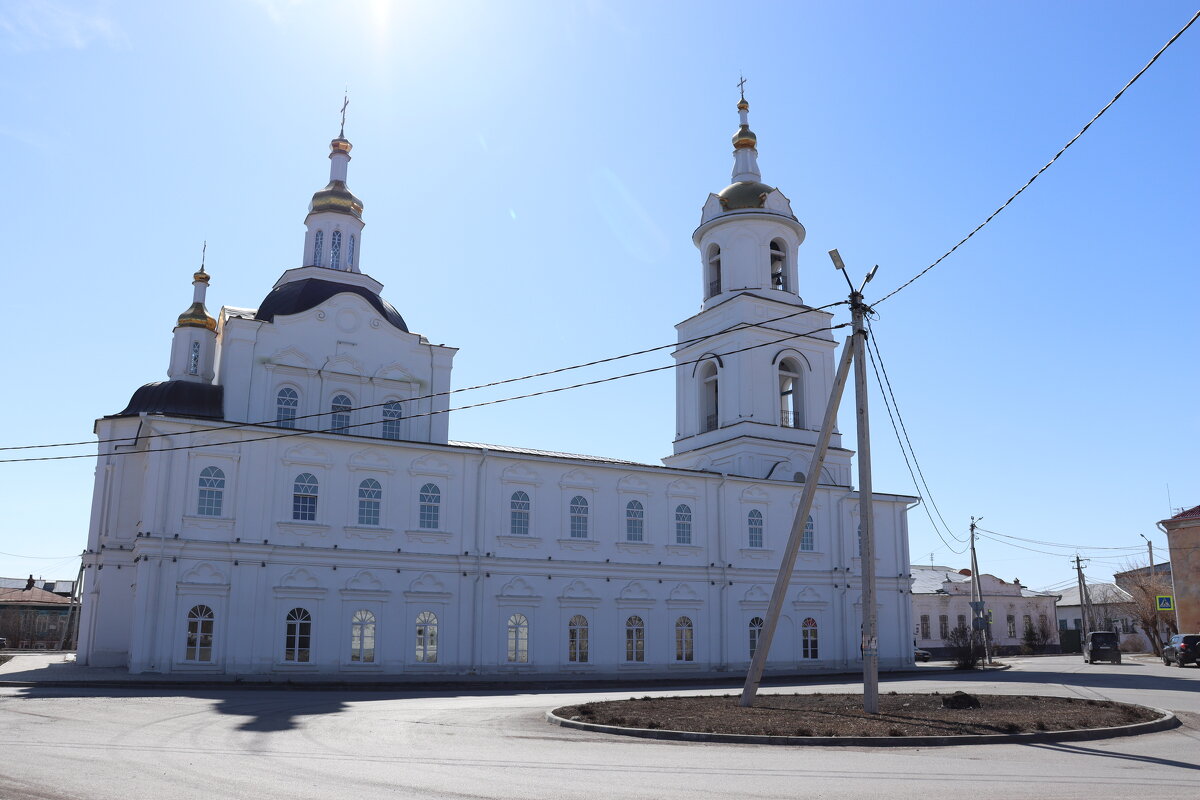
[716,472,729,670]
[470,447,489,673]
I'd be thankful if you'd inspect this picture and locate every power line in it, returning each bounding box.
[862,320,966,554]
[0,301,847,454]
[872,9,1200,307]
[0,320,849,465]
[0,550,83,560]
[977,527,1143,552]
[864,317,964,543]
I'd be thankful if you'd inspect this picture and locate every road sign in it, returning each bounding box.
[969,601,986,612]
[1157,595,1175,611]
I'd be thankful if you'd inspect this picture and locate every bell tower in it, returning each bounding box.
[663,94,852,486]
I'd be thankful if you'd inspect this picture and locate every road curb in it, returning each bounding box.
[545,703,1179,747]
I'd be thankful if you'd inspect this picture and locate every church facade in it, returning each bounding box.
[78,97,917,678]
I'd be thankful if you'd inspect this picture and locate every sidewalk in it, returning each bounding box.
[0,652,957,692]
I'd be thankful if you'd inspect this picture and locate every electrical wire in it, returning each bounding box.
[0,320,849,464]
[977,527,1143,552]
[862,321,967,554]
[0,301,847,454]
[872,9,1200,307]
[865,317,965,543]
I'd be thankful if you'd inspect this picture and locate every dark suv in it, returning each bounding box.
[1083,631,1121,664]
[1162,634,1200,667]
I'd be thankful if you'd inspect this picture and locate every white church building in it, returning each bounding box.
[78,97,917,679]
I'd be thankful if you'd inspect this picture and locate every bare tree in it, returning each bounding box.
[1115,562,1178,657]
[944,625,982,669]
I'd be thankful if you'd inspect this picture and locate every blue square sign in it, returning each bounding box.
[1156,595,1174,611]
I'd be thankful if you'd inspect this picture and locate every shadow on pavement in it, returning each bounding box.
[1023,740,1200,771]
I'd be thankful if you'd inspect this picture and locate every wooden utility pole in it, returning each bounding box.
[739,249,880,714]
[739,337,855,707]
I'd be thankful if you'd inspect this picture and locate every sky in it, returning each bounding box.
[0,1,1196,595]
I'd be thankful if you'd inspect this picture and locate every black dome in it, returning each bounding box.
[112,381,224,420]
[255,278,408,332]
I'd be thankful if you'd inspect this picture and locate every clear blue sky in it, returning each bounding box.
[1,1,1196,594]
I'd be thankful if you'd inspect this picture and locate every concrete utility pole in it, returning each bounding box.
[738,249,880,714]
[968,517,990,664]
[839,250,880,714]
[1073,555,1092,633]
[1139,533,1154,577]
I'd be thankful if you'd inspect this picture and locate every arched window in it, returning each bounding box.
[770,239,788,291]
[330,230,342,270]
[569,496,589,539]
[350,609,375,663]
[347,234,356,270]
[748,616,764,658]
[184,604,214,662]
[747,509,764,549]
[675,616,694,662]
[510,491,530,536]
[415,611,438,663]
[625,615,645,662]
[706,244,721,298]
[568,614,589,663]
[506,613,529,663]
[418,483,441,530]
[382,401,403,440]
[330,394,352,432]
[779,359,803,428]
[802,617,819,659]
[701,362,719,433]
[292,473,318,521]
[284,608,311,662]
[276,387,299,428]
[196,466,225,517]
[801,515,815,552]
[625,500,644,542]
[313,230,324,267]
[357,478,382,526]
[674,504,693,545]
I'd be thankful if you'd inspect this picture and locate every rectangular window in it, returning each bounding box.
[919,614,930,640]
[293,495,317,521]
[957,614,967,631]
[675,623,694,662]
[1008,614,1017,638]
[939,615,949,639]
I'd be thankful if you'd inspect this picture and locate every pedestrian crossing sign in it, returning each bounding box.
[1156,595,1174,611]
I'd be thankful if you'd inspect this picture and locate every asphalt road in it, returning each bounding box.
[1,655,1197,800]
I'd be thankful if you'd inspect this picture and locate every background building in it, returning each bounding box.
[0,583,73,650]
[911,565,1059,659]
[1160,505,1199,633]
[77,98,915,679]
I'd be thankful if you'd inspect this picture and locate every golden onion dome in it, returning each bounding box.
[193,269,210,284]
[177,302,216,331]
[330,137,352,155]
[309,180,364,219]
[732,124,757,150]
[717,180,774,210]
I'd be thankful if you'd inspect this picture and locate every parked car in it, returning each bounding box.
[1083,630,1121,664]
[914,647,931,662]
[1162,634,1200,667]
[0,636,7,649]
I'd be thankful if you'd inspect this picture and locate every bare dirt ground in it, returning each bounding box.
[553,691,1160,737]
